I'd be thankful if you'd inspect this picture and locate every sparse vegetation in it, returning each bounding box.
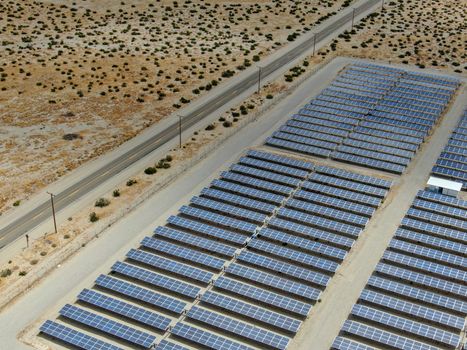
[89,212,99,222]
[95,198,110,208]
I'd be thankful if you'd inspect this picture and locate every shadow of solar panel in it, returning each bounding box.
[59,304,156,348]
[40,320,123,350]
[94,275,186,314]
[77,288,172,331]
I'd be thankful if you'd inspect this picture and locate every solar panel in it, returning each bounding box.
[293,190,374,217]
[367,275,467,314]
[186,306,290,350]
[308,99,369,115]
[291,114,355,131]
[286,119,350,137]
[178,205,258,234]
[389,239,467,268]
[59,304,157,348]
[359,289,465,330]
[336,145,410,166]
[279,125,344,144]
[268,217,355,249]
[341,320,439,350]
[350,304,460,348]
[285,198,369,227]
[301,182,382,207]
[349,132,420,151]
[342,138,414,159]
[221,171,295,195]
[298,108,360,125]
[77,288,172,331]
[308,173,387,198]
[246,149,314,170]
[200,188,277,214]
[331,152,406,174]
[265,137,333,158]
[271,131,338,151]
[141,236,226,270]
[258,227,347,260]
[354,126,423,145]
[401,217,467,243]
[315,166,392,189]
[412,198,467,220]
[166,216,248,245]
[238,250,331,286]
[156,340,190,350]
[358,120,425,138]
[382,250,467,283]
[213,277,312,316]
[154,226,237,257]
[331,336,376,350]
[94,275,186,314]
[210,179,285,205]
[201,291,301,333]
[226,263,321,301]
[190,196,268,224]
[126,249,214,284]
[316,93,376,109]
[375,262,467,298]
[111,261,201,298]
[171,322,254,350]
[407,208,467,231]
[238,156,309,178]
[40,320,123,350]
[277,207,362,237]
[416,190,467,209]
[231,164,302,187]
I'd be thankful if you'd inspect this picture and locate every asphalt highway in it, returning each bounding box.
[0,0,381,249]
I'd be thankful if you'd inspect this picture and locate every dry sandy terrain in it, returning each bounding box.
[0,0,352,213]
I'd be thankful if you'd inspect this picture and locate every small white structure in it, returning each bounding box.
[426,176,462,197]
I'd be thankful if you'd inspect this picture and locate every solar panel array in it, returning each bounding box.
[266,63,460,174]
[40,149,391,349]
[431,109,467,189]
[331,189,467,350]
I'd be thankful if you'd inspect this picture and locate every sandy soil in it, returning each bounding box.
[0,0,352,213]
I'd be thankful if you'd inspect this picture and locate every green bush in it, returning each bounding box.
[13,200,20,207]
[95,198,110,207]
[126,179,137,186]
[0,269,12,278]
[266,94,273,99]
[144,167,157,175]
[113,189,120,197]
[89,212,99,222]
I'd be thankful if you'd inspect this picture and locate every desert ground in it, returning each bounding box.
[0,0,353,214]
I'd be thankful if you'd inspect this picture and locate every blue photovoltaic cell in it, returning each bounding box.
[359,289,465,330]
[412,198,467,220]
[277,207,362,237]
[349,132,420,151]
[221,171,295,195]
[316,93,376,109]
[416,190,467,209]
[343,138,415,159]
[401,217,467,243]
[40,320,123,350]
[154,226,237,257]
[238,250,331,286]
[331,336,376,350]
[271,131,338,151]
[231,164,301,187]
[341,320,439,350]
[77,289,172,331]
[291,113,355,131]
[331,81,389,95]
[350,304,460,348]
[286,119,350,137]
[186,307,290,350]
[258,227,347,260]
[308,173,387,198]
[190,196,268,224]
[126,249,214,284]
[298,108,360,125]
[331,152,406,174]
[246,149,314,170]
[238,156,309,178]
[213,277,312,316]
[367,275,467,314]
[59,304,157,348]
[171,322,254,350]
[226,263,321,301]
[279,125,344,144]
[156,340,189,350]
[166,216,247,245]
[308,100,369,115]
[210,179,285,205]
[141,236,226,271]
[354,126,423,145]
[285,198,369,227]
[314,166,392,189]
[178,205,258,234]
[375,262,467,298]
[336,145,410,166]
[201,291,301,333]
[111,261,201,299]
[94,275,186,314]
[358,120,426,138]
[407,208,467,231]
[301,182,382,208]
[200,188,276,214]
[265,137,333,158]
[268,217,354,249]
[293,190,375,217]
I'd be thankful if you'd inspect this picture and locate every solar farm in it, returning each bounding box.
[35,61,466,350]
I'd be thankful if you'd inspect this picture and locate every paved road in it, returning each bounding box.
[0,0,381,249]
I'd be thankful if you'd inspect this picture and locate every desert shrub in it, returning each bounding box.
[0,269,12,278]
[89,212,99,222]
[205,124,215,131]
[126,179,137,186]
[13,200,21,207]
[95,198,110,207]
[144,167,157,175]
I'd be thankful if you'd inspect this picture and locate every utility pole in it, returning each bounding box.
[312,34,317,56]
[25,234,29,248]
[351,8,355,30]
[178,115,182,149]
[46,192,57,234]
[257,66,262,94]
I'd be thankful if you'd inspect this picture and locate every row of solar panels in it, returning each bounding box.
[331,189,467,350]
[432,109,467,189]
[266,63,460,174]
[39,149,391,350]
